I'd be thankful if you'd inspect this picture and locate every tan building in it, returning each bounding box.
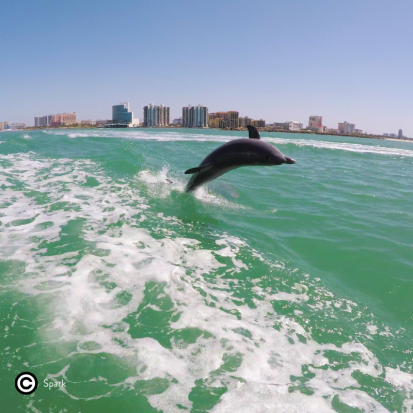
[308,116,322,128]
[338,121,355,134]
[208,118,220,128]
[51,112,77,126]
[307,116,325,132]
[251,119,265,128]
[209,112,227,120]
[209,112,229,128]
[0,121,9,130]
[239,117,252,128]
[209,111,239,128]
[226,111,239,129]
[219,119,228,128]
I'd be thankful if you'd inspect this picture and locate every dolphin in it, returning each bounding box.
[185,125,295,192]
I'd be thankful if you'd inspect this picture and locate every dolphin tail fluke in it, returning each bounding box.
[247,125,261,139]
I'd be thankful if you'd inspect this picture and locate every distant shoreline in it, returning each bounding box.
[12,126,413,142]
[384,138,412,142]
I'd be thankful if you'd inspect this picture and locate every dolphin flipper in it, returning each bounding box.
[247,125,261,139]
[184,164,213,175]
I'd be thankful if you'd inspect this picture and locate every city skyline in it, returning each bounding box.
[1,0,412,136]
[0,98,408,137]
[0,103,408,137]
[1,98,408,137]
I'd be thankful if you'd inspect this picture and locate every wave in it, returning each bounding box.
[136,166,246,208]
[266,137,413,158]
[68,133,90,138]
[1,152,411,411]
[43,129,413,158]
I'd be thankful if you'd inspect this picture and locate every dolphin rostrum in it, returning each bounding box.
[185,125,295,192]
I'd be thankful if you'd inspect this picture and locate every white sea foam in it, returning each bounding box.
[266,137,413,158]
[1,152,412,412]
[67,133,89,138]
[136,166,247,208]
[43,129,413,158]
[137,166,186,197]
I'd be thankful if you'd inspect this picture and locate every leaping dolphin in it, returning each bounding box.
[185,125,295,192]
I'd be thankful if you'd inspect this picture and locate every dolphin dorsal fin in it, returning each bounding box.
[184,163,213,175]
[247,125,260,139]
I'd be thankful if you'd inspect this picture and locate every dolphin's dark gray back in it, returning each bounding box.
[185,126,295,192]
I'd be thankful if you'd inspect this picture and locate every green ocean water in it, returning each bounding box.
[0,128,412,412]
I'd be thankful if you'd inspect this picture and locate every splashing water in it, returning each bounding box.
[1,129,412,412]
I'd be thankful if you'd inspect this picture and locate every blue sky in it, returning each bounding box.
[1,0,412,136]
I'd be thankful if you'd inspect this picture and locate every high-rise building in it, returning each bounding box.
[338,121,355,134]
[226,111,239,129]
[143,104,170,127]
[192,105,208,127]
[251,119,266,128]
[308,116,322,128]
[34,115,53,127]
[182,104,208,127]
[182,105,191,127]
[35,113,74,127]
[51,112,77,127]
[0,121,9,130]
[9,123,26,130]
[158,105,169,126]
[208,118,220,128]
[308,116,325,132]
[285,121,303,131]
[239,117,252,128]
[219,119,228,128]
[144,104,157,127]
[398,129,403,138]
[209,112,226,120]
[208,112,240,128]
[112,103,133,124]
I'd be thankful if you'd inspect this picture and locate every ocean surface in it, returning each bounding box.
[0,128,412,412]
